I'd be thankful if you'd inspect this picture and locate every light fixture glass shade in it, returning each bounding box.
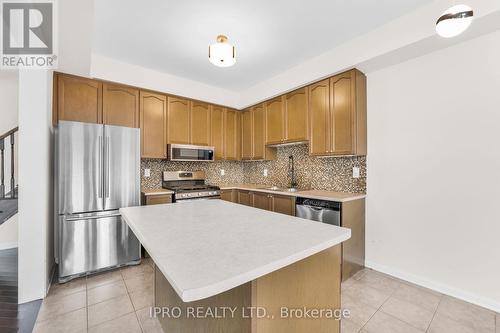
[436,4,473,38]
[209,35,236,67]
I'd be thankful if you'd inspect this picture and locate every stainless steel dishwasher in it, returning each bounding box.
[295,197,341,226]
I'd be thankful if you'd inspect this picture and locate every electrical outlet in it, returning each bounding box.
[144,168,151,178]
[263,169,268,177]
[352,166,360,179]
[220,169,225,176]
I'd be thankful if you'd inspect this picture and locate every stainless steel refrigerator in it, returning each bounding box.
[55,120,141,282]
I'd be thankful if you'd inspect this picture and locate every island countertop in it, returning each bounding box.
[120,200,351,302]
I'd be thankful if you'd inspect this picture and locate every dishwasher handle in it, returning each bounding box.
[296,197,341,210]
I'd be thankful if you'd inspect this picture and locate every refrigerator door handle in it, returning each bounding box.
[98,136,103,198]
[65,212,121,222]
[105,136,110,198]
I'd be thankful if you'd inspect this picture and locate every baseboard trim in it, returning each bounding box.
[0,242,18,250]
[45,263,56,297]
[365,260,500,313]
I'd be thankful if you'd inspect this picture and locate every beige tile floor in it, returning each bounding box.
[33,260,499,333]
[342,269,500,333]
[33,258,162,333]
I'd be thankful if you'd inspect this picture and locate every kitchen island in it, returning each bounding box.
[120,200,351,333]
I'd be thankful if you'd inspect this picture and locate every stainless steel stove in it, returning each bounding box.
[162,171,221,201]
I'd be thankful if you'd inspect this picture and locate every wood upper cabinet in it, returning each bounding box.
[57,75,102,124]
[284,88,308,142]
[190,101,211,146]
[102,83,139,128]
[330,73,354,155]
[308,70,366,156]
[241,109,253,160]
[265,97,285,144]
[253,192,271,211]
[224,108,240,160]
[241,105,275,161]
[210,106,225,160]
[140,91,167,159]
[167,97,190,144]
[330,70,366,155]
[308,79,331,156]
[271,194,295,216]
[252,104,265,160]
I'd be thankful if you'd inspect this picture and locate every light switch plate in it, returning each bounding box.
[144,168,151,178]
[263,169,268,177]
[220,169,225,176]
[352,166,360,178]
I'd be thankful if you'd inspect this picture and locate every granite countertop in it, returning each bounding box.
[220,184,366,202]
[120,200,351,302]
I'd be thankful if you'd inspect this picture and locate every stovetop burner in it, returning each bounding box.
[161,171,221,201]
[167,184,220,193]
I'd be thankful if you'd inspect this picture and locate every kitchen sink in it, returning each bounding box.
[264,186,282,191]
[262,186,299,193]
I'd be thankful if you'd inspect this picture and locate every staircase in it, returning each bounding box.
[0,127,18,226]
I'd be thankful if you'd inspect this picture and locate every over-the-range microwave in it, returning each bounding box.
[167,144,215,162]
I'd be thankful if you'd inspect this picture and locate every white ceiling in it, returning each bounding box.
[93,0,433,92]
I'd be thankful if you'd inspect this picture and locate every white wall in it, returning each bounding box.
[366,30,500,312]
[57,0,94,76]
[17,70,54,303]
[239,0,500,108]
[91,55,241,108]
[0,71,19,249]
[0,215,18,250]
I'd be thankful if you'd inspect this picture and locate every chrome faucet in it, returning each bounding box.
[288,155,297,189]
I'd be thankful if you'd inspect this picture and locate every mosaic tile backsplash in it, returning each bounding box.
[141,144,366,193]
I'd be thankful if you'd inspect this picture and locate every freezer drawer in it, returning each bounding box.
[58,212,140,281]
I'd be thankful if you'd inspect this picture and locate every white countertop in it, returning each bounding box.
[120,200,351,302]
[220,184,366,202]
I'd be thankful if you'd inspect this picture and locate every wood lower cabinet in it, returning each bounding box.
[265,97,285,145]
[270,194,295,216]
[210,106,225,160]
[237,190,253,207]
[167,97,190,144]
[190,101,211,146]
[140,91,167,158]
[284,88,308,143]
[340,198,365,281]
[57,75,102,124]
[141,193,173,205]
[253,192,271,211]
[102,84,139,128]
[235,190,295,216]
[220,189,237,203]
[224,109,240,160]
[309,70,366,156]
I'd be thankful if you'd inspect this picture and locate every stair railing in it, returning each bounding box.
[0,126,18,199]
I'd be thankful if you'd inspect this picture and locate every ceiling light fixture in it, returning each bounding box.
[436,4,473,38]
[208,35,235,67]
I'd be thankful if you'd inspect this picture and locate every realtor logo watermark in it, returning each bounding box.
[1,0,57,69]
